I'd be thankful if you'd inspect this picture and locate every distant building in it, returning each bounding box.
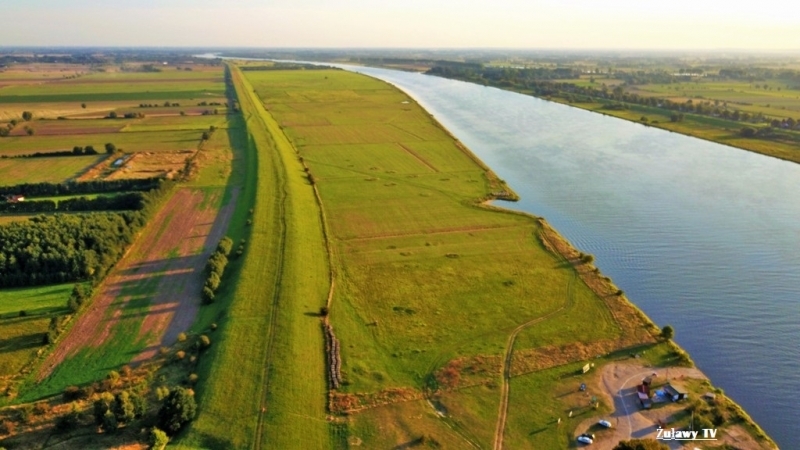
[663,383,688,402]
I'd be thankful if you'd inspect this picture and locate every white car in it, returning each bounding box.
[598,419,612,428]
[577,435,593,445]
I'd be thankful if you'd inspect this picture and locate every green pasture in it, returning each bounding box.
[237,68,640,449]
[0,129,204,155]
[0,284,72,318]
[0,315,52,378]
[0,154,105,185]
[121,114,229,132]
[345,399,473,449]
[0,284,73,377]
[178,66,330,449]
[502,361,612,449]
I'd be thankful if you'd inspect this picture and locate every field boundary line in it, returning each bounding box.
[396,143,439,172]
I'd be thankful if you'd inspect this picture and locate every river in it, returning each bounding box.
[335,65,799,448]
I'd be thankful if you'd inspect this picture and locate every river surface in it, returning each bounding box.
[336,65,799,448]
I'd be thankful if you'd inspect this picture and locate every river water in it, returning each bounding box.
[333,65,799,448]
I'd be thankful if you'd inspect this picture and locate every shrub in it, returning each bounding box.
[661,325,675,340]
[101,409,118,433]
[55,406,81,433]
[157,387,197,435]
[63,385,83,401]
[150,427,169,450]
[177,332,187,342]
[198,335,211,349]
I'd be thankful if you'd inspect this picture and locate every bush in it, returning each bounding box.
[198,335,211,349]
[101,409,118,433]
[613,439,669,450]
[157,387,197,435]
[150,427,169,450]
[63,385,83,401]
[55,406,81,433]
[661,325,675,340]
[105,143,116,154]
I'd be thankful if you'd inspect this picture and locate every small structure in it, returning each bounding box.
[663,383,688,402]
[5,195,24,203]
[582,363,591,374]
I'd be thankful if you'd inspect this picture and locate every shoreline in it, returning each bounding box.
[428,73,800,166]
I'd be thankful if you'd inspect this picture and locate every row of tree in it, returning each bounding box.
[0,177,160,198]
[427,64,800,132]
[0,192,147,214]
[201,237,233,304]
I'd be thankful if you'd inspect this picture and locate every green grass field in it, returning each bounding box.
[225,68,643,448]
[0,284,72,377]
[0,154,106,185]
[0,284,72,318]
[178,65,330,449]
[0,129,204,156]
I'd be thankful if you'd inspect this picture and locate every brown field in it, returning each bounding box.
[37,186,236,378]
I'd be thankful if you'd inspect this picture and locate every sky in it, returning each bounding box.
[3,0,800,50]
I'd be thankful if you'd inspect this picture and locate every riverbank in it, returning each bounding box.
[424,71,800,166]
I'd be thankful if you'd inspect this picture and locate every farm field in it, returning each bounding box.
[0,154,106,185]
[0,284,72,379]
[0,60,250,449]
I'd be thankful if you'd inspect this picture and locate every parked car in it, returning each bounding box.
[577,434,593,445]
[598,419,612,428]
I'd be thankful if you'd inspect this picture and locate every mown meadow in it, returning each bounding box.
[233,67,656,448]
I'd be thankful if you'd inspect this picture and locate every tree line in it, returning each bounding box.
[0,191,147,214]
[0,177,160,198]
[427,64,800,136]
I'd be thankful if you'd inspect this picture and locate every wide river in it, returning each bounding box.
[332,65,799,447]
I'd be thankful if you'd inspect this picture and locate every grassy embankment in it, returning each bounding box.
[175,64,330,450]
[239,68,666,449]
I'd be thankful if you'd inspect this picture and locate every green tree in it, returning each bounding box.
[81,103,87,109]
[613,439,669,450]
[157,387,197,435]
[661,325,675,340]
[114,390,136,423]
[150,427,169,450]
[101,409,118,433]
[22,111,33,121]
[105,143,116,154]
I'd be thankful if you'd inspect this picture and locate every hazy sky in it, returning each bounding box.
[3,0,800,49]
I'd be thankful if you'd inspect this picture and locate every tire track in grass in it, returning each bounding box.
[491,270,575,450]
